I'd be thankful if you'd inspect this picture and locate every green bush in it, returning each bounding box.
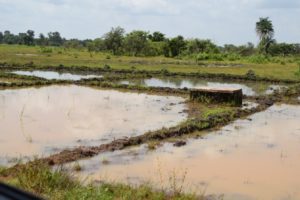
[195,53,224,61]
[246,55,269,64]
[226,53,241,61]
[40,47,53,53]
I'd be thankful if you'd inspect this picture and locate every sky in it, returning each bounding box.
[0,0,299,45]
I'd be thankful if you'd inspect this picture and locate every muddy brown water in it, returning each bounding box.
[11,70,103,80]
[0,85,187,165]
[120,77,287,96]
[75,104,300,200]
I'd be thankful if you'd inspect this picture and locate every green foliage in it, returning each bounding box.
[195,53,224,61]
[124,30,149,56]
[16,162,78,195]
[186,39,219,55]
[223,42,255,56]
[269,43,300,56]
[246,54,269,64]
[103,64,111,70]
[148,31,165,42]
[0,32,3,44]
[1,26,299,59]
[48,32,64,46]
[202,107,234,120]
[295,62,300,77]
[168,36,186,57]
[245,69,256,79]
[256,17,275,54]
[63,39,83,49]
[2,161,201,200]
[40,47,53,53]
[103,26,125,55]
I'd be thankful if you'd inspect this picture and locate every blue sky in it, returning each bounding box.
[0,0,299,45]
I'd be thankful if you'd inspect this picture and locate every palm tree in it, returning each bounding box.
[256,17,274,54]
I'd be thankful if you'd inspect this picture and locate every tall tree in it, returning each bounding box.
[3,30,17,44]
[36,33,48,46]
[168,35,186,57]
[148,31,165,42]
[103,27,125,55]
[256,17,274,54]
[187,39,218,54]
[25,30,35,45]
[124,30,149,56]
[0,32,3,44]
[48,32,63,46]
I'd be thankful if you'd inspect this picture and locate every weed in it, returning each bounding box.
[101,157,110,165]
[147,141,161,151]
[72,162,82,172]
[168,168,188,196]
[1,161,202,200]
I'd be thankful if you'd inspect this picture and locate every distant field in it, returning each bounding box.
[1,44,300,81]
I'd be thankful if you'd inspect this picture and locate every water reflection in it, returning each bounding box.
[12,70,103,81]
[121,77,287,96]
[0,85,187,164]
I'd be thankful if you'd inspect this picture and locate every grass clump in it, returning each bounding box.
[202,107,234,120]
[0,161,201,200]
[15,161,78,196]
[72,162,82,172]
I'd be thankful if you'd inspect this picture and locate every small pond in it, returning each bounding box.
[75,104,300,200]
[120,77,287,96]
[11,70,103,81]
[0,85,187,165]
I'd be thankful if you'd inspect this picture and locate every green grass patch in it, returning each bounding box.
[0,161,201,200]
[1,44,300,81]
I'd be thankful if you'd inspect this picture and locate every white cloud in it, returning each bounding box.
[0,0,299,44]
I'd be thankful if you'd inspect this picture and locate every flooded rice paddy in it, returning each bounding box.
[11,70,103,80]
[76,104,300,200]
[0,85,187,164]
[120,77,287,96]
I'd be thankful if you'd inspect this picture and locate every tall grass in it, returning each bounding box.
[1,161,203,200]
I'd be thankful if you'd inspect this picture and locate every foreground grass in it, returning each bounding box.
[1,44,300,81]
[0,162,200,200]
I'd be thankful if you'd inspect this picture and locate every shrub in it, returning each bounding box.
[103,64,111,70]
[40,47,53,53]
[247,55,268,64]
[246,69,256,79]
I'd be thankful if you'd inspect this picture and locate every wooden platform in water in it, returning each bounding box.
[190,88,243,106]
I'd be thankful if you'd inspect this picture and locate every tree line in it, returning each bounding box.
[0,18,299,58]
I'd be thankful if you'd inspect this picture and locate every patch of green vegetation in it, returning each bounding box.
[72,162,82,172]
[147,141,161,150]
[202,107,234,120]
[1,44,300,81]
[1,162,201,200]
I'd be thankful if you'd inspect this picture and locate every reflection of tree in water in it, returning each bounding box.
[0,94,5,119]
[243,82,274,95]
[164,77,183,87]
[129,77,282,96]
[151,77,207,88]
